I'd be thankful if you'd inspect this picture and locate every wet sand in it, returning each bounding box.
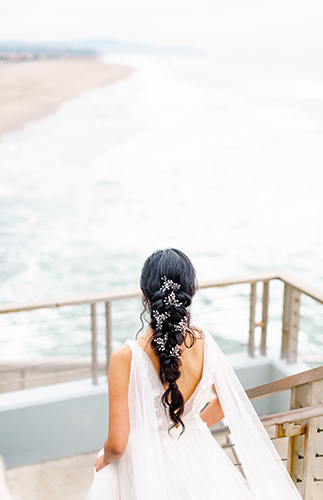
[0,57,134,138]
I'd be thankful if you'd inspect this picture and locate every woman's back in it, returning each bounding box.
[136,327,205,405]
[86,327,256,500]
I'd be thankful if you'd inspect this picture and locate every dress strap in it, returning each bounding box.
[124,338,135,350]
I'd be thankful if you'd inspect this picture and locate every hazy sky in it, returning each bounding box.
[1,0,322,58]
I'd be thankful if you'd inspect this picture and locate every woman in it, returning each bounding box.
[86,249,302,500]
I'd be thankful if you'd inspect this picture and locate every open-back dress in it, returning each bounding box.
[86,327,303,500]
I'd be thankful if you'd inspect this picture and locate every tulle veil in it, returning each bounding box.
[200,327,302,500]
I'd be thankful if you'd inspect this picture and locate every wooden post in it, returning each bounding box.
[288,379,323,498]
[287,288,301,364]
[105,301,112,375]
[248,283,257,357]
[91,303,98,385]
[282,285,301,363]
[260,281,269,355]
[281,283,292,359]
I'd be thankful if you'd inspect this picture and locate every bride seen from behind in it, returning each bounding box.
[86,249,303,500]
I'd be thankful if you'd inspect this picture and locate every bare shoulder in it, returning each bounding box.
[110,345,132,362]
[109,345,132,377]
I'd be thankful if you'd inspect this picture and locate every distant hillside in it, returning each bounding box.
[0,40,95,57]
[0,39,202,57]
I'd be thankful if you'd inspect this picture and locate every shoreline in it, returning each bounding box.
[0,56,134,138]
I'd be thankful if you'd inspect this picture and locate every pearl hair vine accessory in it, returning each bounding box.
[174,318,186,333]
[164,291,183,308]
[169,345,180,358]
[160,276,183,308]
[151,277,187,357]
[152,310,170,329]
[154,333,168,352]
[160,276,181,293]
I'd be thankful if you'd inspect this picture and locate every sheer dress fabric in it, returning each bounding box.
[86,327,303,500]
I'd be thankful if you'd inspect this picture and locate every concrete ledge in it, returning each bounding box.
[0,377,108,468]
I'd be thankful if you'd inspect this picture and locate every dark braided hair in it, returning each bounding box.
[139,248,198,434]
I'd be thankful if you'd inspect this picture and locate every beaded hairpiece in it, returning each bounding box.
[160,276,181,293]
[152,310,170,329]
[160,276,183,308]
[151,277,186,357]
[169,345,180,358]
[154,333,168,352]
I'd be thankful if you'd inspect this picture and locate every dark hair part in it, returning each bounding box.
[139,248,198,434]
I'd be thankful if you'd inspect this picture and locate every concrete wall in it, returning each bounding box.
[228,353,306,416]
[0,378,108,468]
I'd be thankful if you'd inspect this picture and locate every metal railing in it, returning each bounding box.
[212,365,323,499]
[0,270,323,392]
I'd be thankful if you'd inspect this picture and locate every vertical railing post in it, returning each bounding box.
[105,301,112,375]
[281,283,292,359]
[282,285,301,364]
[91,303,98,385]
[288,379,323,498]
[248,282,257,357]
[260,281,269,355]
[287,288,301,364]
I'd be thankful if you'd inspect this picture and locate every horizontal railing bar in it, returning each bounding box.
[0,270,322,315]
[301,314,323,330]
[221,437,282,449]
[0,326,91,344]
[0,287,142,314]
[0,313,90,327]
[222,343,249,351]
[211,425,231,438]
[222,443,235,449]
[201,317,249,327]
[109,320,141,329]
[195,294,249,303]
[197,271,280,289]
[204,306,249,314]
[235,458,286,466]
[8,341,92,356]
[301,301,323,314]
[246,366,323,400]
[0,367,96,386]
[298,339,323,354]
[0,271,283,314]
[0,354,98,372]
[212,403,323,438]
[194,308,249,317]
[278,270,323,305]
[261,403,323,427]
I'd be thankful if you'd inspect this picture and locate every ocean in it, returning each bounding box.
[0,50,323,363]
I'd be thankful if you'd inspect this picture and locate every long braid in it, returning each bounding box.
[139,249,198,434]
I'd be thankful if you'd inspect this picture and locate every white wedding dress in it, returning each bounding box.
[86,327,303,500]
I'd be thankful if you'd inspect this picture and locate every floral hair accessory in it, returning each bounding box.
[174,318,186,333]
[151,277,187,358]
[164,291,183,308]
[152,310,170,329]
[169,345,180,358]
[160,276,181,293]
[154,333,168,352]
[160,276,183,308]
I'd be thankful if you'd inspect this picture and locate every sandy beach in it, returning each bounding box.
[0,57,134,137]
